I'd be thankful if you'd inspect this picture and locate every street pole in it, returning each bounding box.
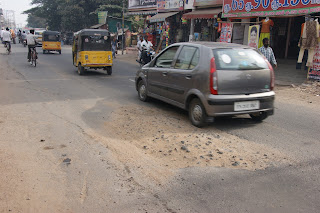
[122,0,124,55]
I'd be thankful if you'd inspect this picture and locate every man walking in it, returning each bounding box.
[259,38,277,68]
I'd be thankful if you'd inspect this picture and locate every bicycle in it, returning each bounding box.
[30,46,37,67]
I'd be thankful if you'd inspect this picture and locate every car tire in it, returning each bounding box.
[137,80,149,102]
[78,64,85,75]
[250,112,268,122]
[189,98,208,128]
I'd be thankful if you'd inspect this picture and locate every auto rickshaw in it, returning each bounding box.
[42,31,62,54]
[72,29,112,75]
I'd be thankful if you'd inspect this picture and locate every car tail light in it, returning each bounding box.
[266,60,275,91]
[210,57,218,95]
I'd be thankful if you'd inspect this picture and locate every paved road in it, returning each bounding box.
[0,43,319,212]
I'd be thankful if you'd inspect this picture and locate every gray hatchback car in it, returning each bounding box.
[135,42,275,127]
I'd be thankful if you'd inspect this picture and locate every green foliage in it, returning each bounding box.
[26,14,47,28]
[23,0,144,32]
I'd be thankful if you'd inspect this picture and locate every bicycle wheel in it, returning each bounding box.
[33,51,37,67]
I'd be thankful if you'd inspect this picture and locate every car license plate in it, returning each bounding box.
[234,101,260,111]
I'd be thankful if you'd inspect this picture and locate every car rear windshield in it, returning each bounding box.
[81,35,111,51]
[44,34,60,42]
[212,48,269,70]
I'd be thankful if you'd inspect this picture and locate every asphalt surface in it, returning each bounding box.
[0,43,319,212]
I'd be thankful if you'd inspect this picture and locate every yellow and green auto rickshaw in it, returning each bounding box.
[42,31,62,54]
[72,29,113,75]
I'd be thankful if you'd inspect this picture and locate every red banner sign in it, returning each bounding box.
[223,0,320,17]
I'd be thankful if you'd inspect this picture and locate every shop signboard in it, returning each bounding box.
[98,11,108,24]
[157,0,184,12]
[223,0,320,18]
[220,23,233,43]
[248,25,260,49]
[128,0,157,10]
[194,0,223,6]
[309,44,320,80]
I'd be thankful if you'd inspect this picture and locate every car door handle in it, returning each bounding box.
[162,71,168,76]
[185,74,192,79]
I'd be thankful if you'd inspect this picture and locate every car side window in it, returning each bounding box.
[174,46,199,70]
[189,49,200,70]
[155,46,179,68]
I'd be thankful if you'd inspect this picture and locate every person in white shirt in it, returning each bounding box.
[0,28,5,41]
[26,29,37,63]
[2,28,12,52]
[141,35,153,52]
[136,36,144,62]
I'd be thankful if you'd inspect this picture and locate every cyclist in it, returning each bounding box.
[26,29,37,64]
[2,28,12,52]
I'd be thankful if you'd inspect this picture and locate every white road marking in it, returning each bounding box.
[129,79,135,82]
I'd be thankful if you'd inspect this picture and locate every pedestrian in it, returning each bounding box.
[136,36,144,62]
[112,37,117,59]
[0,28,5,42]
[259,38,277,68]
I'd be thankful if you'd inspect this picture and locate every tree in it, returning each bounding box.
[26,14,47,28]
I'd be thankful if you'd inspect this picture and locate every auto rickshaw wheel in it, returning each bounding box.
[106,67,112,75]
[78,64,85,75]
[43,50,46,54]
[59,50,61,54]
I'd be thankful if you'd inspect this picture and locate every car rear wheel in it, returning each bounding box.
[138,80,149,102]
[250,112,268,122]
[189,98,207,128]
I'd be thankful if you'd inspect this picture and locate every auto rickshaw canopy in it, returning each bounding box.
[73,29,111,51]
[42,31,61,42]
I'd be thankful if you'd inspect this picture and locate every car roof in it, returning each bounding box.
[173,41,252,49]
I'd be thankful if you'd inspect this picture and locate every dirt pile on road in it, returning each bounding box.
[96,105,289,182]
[292,81,320,96]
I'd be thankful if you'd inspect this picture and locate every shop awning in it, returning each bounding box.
[149,12,179,23]
[183,8,222,19]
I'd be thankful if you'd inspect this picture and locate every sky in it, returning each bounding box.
[2,0,32,27]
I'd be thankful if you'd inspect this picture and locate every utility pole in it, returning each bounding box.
[122,0,125,55]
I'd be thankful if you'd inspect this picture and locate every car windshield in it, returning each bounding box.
[212,48,269,70]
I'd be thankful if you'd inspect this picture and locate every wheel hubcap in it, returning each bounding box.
[192,105,203,122]
[139,85,146,99]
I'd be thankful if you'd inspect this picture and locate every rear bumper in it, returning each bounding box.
[204,91,275,117]
[82,63,112,67]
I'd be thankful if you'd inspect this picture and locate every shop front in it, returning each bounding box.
[146,0,185,51]
[183,0,223,42]
[222,0,320,80]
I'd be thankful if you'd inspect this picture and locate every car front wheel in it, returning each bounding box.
[137,80,149,102]
[189,98,208,128]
